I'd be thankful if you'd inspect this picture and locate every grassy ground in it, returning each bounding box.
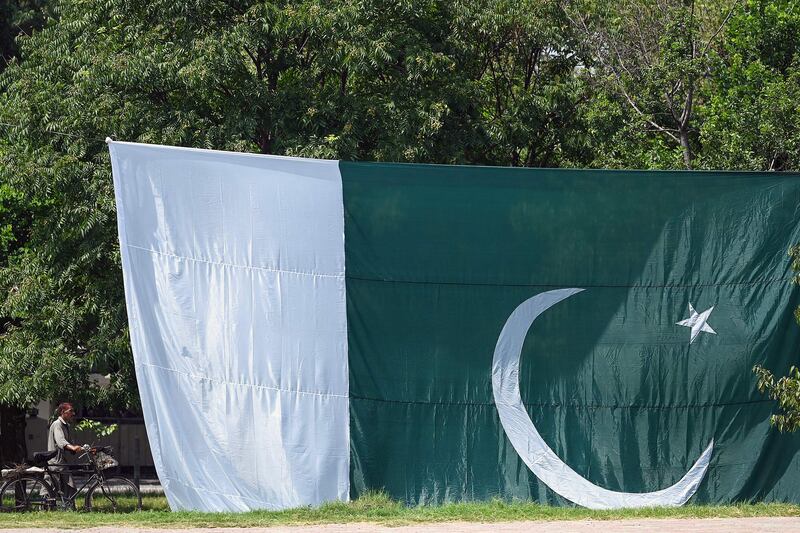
[0,492,799,529]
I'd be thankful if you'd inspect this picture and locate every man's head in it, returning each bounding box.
[57,402,75,423]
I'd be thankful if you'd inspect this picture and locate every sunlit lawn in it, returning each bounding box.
[0,492,799,528]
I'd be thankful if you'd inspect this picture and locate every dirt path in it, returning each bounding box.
[5,517,800,532]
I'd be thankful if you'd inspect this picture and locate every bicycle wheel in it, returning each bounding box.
[84,475,141,512]
[0,475,55,512]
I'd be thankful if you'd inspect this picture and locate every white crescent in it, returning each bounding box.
[491,288,714,509]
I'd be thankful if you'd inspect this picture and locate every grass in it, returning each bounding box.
[0,492,798,528]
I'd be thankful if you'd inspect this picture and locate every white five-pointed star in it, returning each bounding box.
[677,303,716,344]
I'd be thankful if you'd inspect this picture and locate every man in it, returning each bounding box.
[47,402,84,500]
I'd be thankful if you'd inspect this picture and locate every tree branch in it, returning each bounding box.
[699,0,741,58]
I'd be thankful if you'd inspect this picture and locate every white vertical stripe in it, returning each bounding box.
[109,141,348,512]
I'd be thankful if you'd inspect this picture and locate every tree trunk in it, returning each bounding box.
[0,405,28,467]
[257,130,273,155]
[679,128,692,170]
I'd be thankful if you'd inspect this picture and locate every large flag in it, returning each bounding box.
[109,140,800,512]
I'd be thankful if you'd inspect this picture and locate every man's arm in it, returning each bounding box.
[53,423,82,454]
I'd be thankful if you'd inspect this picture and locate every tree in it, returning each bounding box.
[0,0,48,73]
[0,0,48,467]
[699,0,800,171]
[0,183,38,465]
[449,0,588,167]
[568,0,740,169]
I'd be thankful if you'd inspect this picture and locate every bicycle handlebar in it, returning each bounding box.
[77,445,114,461]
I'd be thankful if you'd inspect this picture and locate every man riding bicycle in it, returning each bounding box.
[47,402,87,501]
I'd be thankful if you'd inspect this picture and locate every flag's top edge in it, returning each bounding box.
[340,160,800,177]
[106,140,800,177]
[106,139,339,166]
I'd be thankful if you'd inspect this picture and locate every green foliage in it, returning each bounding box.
[450,0,586,166]
[699,0,800,170]
[569,0,739,169]
[0,185,24,256]
[76,418,118,439]
[754,365,800,432]
[0,0,49,72]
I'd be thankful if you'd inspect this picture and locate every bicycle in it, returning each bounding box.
[0,445,142,512]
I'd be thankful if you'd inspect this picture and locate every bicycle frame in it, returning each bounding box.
[34,449,112,508]
[1,445,139,513]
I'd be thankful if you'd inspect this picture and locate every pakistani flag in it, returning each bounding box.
[109,141,800,512]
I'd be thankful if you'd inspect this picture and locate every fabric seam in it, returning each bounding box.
[138,361,349,399]
[126,243,344,279]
